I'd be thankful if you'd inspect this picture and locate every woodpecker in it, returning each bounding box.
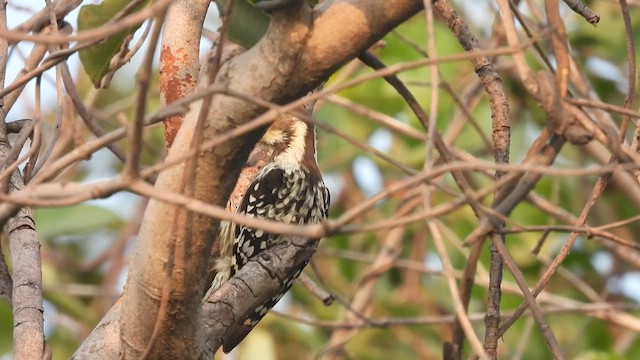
[204,109,330,352]
[205,134,278,292]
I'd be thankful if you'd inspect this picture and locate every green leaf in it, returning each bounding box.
[35,205,124,239]
[77,0,149,88]
[0,302,12,353]
[225,0,270,49]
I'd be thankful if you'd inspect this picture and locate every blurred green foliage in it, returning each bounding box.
[3,1,640,359]
[78,0,150,87]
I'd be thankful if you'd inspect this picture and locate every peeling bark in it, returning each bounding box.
[77,1,424,358]
[160,0,210,149]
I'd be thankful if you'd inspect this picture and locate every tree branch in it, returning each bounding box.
[7,190,45,360]
[202,235,318,356]
[159,0,209,148]
[75,1,426,358]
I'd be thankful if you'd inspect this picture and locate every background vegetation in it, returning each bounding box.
[2,0,640,359]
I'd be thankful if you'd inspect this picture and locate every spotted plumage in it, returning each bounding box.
[232,168,327,263]
[230,164,329,328]
[204,111,330,353]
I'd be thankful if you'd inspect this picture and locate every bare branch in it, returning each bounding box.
[118,1,425,358]
[6,173,45,360]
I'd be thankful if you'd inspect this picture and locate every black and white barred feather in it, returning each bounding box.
[231,162,329,318]
[205,113,329,352]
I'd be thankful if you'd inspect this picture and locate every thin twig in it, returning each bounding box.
[298,273,335,305]
[59,59,126,162]
[124,16,162,179]
[561,0,600,25]
[490,235,565,359]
